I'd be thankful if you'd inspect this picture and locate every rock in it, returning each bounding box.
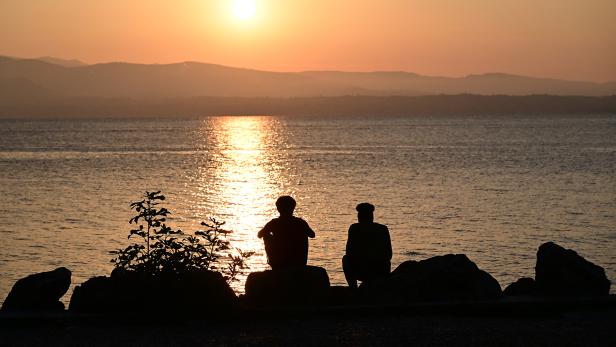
[67,277,102,314]
[535,242,611,296]
[69,269,237,314]
[503,277,537,296]
[362,254,502,303]
[244,266,330,306]
[1,267,71,312]
[327,286,360,306]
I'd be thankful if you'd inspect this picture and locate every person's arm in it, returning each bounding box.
[345,225,355,256]
[384,226,392,260]
[257,222,270,239]
[304,220,315,238]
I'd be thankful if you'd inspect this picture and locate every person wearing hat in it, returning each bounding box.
[342,203,392,289]
[258,196,316,270]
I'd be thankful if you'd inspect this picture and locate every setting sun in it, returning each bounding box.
[232,0,257,21]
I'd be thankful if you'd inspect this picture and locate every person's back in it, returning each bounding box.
[258,196,315,270]
[343,203,392,288]
[346,222,391,262]
[260,215,312,268]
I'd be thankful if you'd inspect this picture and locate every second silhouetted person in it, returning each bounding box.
[343,203,392,289]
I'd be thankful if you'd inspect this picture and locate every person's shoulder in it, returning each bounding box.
[263,218,281,228]
[292,216,309,225]
[348,223,361,234]
[373,223,389,232]
[349,223,361,229]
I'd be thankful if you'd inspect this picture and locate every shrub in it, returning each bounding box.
[110,191,254,283]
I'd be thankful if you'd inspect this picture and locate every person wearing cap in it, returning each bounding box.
[258,196,316,270]
[342,203,392,289]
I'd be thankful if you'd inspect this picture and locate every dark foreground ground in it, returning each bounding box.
[2,299,616,347]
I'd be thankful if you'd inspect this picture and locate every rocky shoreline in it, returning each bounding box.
[3,242,611,313]
[1,241,614,345]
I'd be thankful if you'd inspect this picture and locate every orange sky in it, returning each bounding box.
[1,0,615,82]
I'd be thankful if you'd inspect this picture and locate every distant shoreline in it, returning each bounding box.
[1,95,616,119]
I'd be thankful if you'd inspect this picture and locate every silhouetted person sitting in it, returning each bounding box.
[258,196,316,270]
[343,203,392,289]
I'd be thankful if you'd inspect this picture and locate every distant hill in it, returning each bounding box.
[0,56,363,100]
[0,77,60,103]
[301,71,616,96]
[1,56,615,104]
[34,56,86,67]
[1,55,616,117]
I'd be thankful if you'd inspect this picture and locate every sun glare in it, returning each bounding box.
[232,0,257,21]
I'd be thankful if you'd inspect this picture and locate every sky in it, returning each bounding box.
[1,0,615,82]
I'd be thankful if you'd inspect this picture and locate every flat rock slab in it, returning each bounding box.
[244,266,330,306]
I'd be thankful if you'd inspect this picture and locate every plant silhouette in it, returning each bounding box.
[110,191,254,283]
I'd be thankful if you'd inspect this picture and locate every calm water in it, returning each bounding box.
[1,115,615,303]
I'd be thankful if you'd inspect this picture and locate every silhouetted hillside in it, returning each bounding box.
[0,56,362,100]
[1,56,615,104]
[0,77,60,103]
[1,56,615,117]
[302,71,616,96]
[35,56,86,67]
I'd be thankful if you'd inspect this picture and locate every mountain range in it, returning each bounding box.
[1,56,615,103]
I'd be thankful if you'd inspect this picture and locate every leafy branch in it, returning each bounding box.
[110,191,254,283]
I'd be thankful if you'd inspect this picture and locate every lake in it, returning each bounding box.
[1,114,615,303]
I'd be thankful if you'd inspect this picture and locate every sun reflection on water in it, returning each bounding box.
[195,116,286,288]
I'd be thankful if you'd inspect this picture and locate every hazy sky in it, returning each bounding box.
[1,0,615,82]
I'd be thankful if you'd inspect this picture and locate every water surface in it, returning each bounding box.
[1,115,615,302]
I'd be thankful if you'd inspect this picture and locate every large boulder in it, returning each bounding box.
[535,242,611,296]
[362,254,502,303]
[244,266,330,306]
[69,269,237,314]
[503,277,537,296]
[1,267,71,312]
